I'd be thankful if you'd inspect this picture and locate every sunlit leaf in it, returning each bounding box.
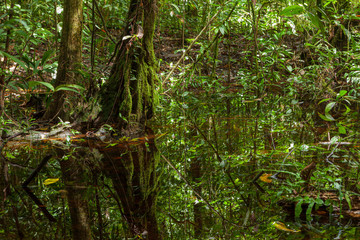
[259,173,272,183]
[44,178,59,185]
[54,84,85,94]
[272,221,300,232]
[122,35,132,41]
[14,19,30,31]
[318,98,331,104]
[330,136,340,144]
[280,5,304,16]
[318,113,335,121]
[170,3,180,13]
[54,87,80,93]
[340,24,352,41]
[0,51,28,70]
[156,133,167,139]
[60,84,85,90]
[338,126,346,134]
[343,105,351,115]
[28,80,54,91]
[325,102,336,113]
[337,90,347,98]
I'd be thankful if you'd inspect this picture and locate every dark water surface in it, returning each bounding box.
[1,98,360,239]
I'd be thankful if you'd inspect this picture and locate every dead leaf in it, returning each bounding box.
[260,173,272,183]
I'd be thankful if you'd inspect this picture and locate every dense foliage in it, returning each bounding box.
[1,0,360,239]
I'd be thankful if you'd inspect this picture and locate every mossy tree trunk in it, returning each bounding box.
[43,0,83,121]
[100,0,158,125]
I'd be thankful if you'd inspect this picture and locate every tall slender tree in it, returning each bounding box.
[43,0,83,121]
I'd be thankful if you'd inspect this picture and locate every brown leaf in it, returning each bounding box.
[259,173,272,183]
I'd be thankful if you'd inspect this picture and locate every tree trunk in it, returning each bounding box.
[43,0,83,121]
[99,0,158,125]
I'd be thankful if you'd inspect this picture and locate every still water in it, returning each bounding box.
[1,97,360,239]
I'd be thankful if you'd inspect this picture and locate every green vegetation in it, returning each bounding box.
[1,0,360,239]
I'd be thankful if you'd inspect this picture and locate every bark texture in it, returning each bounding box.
[43,0,83,121]
[100,0,158,124]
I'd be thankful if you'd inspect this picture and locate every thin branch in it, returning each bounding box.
[161,154,243,228]
[162,2,230,86]
[93,0,116,44]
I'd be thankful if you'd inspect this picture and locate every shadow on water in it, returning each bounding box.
[0,129,161,239]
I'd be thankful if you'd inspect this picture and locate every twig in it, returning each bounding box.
[93,0,116,44]
[161,154,243,228]
[162,2,228,86]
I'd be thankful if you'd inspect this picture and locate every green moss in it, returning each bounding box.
[99,0,159,126]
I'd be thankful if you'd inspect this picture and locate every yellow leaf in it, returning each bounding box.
[260,173,273,183]
[156,133,167,139]
[44,178,59,185]
[272,221,300,233]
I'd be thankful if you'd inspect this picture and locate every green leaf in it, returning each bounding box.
[170,3,181,13]
[338,126,346,134]
[280,5,304,16]
[318,98,331,104]
[54,86,81,94]
[14,19,30,31]
[295,199,303,219]
[340,25,352,41]
[343,105,351,115]
[0,51,28,70]
[41,49,55,66]
[330,136,340,144]
[306,201,315,222]
[325,102,336,113]
[54,84,84,94]
[337,90,347,98]
[345,192,352,210]
[28,81,54,91]
[315,197,324,205]
[61,84,85,90]
[307,12,324,33]
[318,113,335,121]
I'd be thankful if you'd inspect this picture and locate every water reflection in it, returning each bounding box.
[2,104,360,239]
[0,131,161,239]
[100,136,161,239]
